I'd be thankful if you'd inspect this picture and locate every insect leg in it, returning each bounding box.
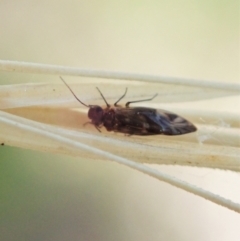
[94,125,101,132]
[83,121,102,132]
[96,87,110,108]
[125,93,158,107]
[114,88,128,106]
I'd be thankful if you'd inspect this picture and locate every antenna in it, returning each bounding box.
[60,76,89,108]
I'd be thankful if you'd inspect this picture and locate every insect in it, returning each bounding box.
[60,77,197,135]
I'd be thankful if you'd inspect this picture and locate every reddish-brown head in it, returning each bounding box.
[88,105,104,125]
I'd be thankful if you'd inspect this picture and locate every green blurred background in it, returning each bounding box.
[0,1,239,241]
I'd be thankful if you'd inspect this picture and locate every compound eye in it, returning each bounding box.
[88,106,103,122]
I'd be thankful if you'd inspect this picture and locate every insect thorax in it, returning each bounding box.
[102,108,117,130]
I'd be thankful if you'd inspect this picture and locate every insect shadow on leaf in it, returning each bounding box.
[60,77,197,136]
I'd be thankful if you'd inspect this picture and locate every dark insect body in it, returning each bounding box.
[60,77,197,135]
